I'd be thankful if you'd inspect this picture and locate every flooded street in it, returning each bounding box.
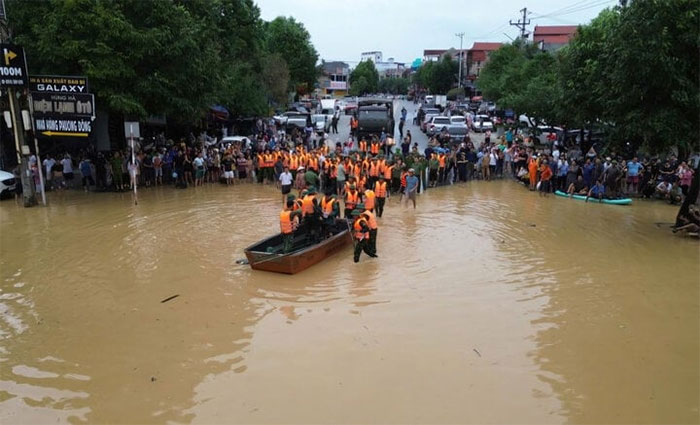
[0,181,698,424]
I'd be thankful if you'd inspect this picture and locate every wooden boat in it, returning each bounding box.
[244,219,353,274]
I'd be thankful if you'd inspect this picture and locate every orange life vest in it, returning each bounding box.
[369,162,380,177]
[345,191,359,209]
[383,165,393,180]
[301,194,315,216]
[438,154,446,168]
[370,142,379,155]
[308,157,319,171]
[357,176,367,192]
[280,210,297,234]
[364,190,376,210]
[257,154,264,168]
[359,140,368,152]
[353,217,369,240]
[374,181,387,198]
[289,156,298,170]
[362,210,377,230]
[321,197,336,215]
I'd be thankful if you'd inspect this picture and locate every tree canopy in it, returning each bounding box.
[478,0,699,155]
[349,60,379,96]
[413,55,458,94]
[263,16,319,93]
[6,0,321,123]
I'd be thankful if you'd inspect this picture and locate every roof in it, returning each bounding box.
[423,49,448,56]
[533,25,577,36]
[534,35,574,44]
[469,42,503,51]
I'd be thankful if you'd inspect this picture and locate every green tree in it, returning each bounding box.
[349,60,379,95]
[263,16,319,92]
[7,0,269,120]
[261,53,290,105]
[413,55,458,94]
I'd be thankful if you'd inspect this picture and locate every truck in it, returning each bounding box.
[320,98,338,115]
[434,95,447,109]
[356,98,394,139]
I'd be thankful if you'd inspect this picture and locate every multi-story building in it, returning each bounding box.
[318,61,350,97]
[533,25,578,52]
[360,51,383,63]
[466,42,502,80]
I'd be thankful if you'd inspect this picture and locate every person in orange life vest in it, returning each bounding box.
[302,186,323,242]
[363,187,376,212]
[370,138,380,156]
[358,138,368,152]
[280,200,302,253]
[538,160,553,197]
[368,156,381,189]
[358,203,378,257]
[320,190,340,236]
[374,176,388,217]
[351,209,375,263]
[357,172,368,192]
[344,184,360,219]
[438,152,447,184]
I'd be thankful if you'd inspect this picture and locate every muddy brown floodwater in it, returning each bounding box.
[0,181,698,424]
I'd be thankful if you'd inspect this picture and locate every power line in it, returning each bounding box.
[531,0,616,20]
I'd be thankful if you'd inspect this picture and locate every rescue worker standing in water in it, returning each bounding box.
[358,203,378,257]
[374,175,388,217]
[351,209,375,263]
[280,200,302,253]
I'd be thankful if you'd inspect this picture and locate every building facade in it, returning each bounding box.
[360,51,383,63]
[533,25,578,52]
[466,42,502,81]
[318,61,350,97]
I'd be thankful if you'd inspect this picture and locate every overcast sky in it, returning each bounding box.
[257,0,619,64]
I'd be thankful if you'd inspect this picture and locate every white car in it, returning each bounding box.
[420,108,441,132]
[426,116,452,136]
[0,170,17,199]
[312,114,331,135]
[448,116,469,141]
[472,115,493,133]
[218,136,251,150]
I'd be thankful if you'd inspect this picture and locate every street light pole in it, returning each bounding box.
[455,32,465,88]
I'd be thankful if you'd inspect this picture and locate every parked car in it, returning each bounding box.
[426,116,452,136]
[472,115,494,132]
[285,113,310,131]
[448,116,469,142]
[218,136,251,150]
[312,114,332,135]
[420,108,442,132]
[0,170,17,199]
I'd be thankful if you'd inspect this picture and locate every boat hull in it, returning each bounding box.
[554,190,632,205]
[244,220,353,274]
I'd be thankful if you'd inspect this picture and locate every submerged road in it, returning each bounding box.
[0,177,697,424]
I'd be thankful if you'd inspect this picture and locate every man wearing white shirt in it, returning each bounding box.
[43,156,56,189]
[279,166,293,204]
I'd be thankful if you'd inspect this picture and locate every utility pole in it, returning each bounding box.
[509,7,531,40]
[455,32,464,88]
[1,5,36,207]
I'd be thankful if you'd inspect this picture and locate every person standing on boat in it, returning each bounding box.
[320,190,340,237]
[351,209,375,263]
[280,201,302,253]
[358,204,378,257]
[302,186,322,242]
